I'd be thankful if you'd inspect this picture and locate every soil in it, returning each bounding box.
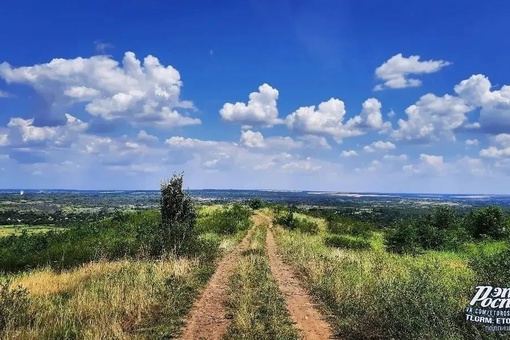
[264,215,335,340]
[179,221,256,340]
[180,212,335,339]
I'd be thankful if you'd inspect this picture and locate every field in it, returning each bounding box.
[0,225,65,238]
[1,184,509,339]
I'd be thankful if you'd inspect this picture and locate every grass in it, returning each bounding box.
[0,225,65,238]
[0,208,250,339]
[1,257,208,339]
[225,223,298,340]
[272,213,493,340]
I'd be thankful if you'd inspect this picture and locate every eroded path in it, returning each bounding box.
[261,213,335,340]
[179,219,258,340]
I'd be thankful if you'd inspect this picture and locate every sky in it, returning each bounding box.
[1,0,510,193]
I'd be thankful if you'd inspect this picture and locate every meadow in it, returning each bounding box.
[1,180,509,339]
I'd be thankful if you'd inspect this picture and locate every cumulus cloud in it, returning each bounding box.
[454,74,510,133]
[363,140,396,152]
[2,114,87,148]
[285,98,390,141]
[0,52,200,129]
[341,150,358,157]
[465,139,479,146]
[240,130,265,148]
[374,53,451,90]
[403,153,449,175]
[239,130,315,150]
[297,135,331,150]
[392,93,473,142]
[220,84,281,127]
[480,146,510,158]
[137,130,159,143]
[165,135,325,174]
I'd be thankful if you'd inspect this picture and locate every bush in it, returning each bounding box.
[465,205,508,240]
[469,248,510,286]
[246,198,263,210]
[385,207,468,254]
[324,235,371,250]
[273,211,297,230]
[159,174,197,255]
[328,219,373,239]
[195,204,252,235]
[295,218,319,235]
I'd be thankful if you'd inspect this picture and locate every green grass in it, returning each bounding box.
[271,210,501,339]
[225,224,298,340]
[0,225,65,238]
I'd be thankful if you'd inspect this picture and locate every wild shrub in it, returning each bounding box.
[324,235,371,250]
[469,248,510,286]
[328,219,373,239]
[295,218,319,235]
[158,174,197,255]
[385,206,468,254]
[273,211,298,230]
[246,198,263,210]
[465,205,508,240]
[195,204,252,235]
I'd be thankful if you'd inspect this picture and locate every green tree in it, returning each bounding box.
[466,205,507,239]
[247,198,263,210]
[159,173,197,254]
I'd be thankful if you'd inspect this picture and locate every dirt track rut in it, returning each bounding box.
[179,224,256,340]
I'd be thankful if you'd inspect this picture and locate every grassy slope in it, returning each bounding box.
[0,206,249,339]
[225,223,298,340]
[272,213,496,340]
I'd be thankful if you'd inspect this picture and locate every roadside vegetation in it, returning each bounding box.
[271,205,510,339]
[0,174,253,338]
[225,223,298,340]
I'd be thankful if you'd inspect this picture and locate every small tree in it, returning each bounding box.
[159,173,196,254]
[466,205,507,240]
[247,198,263,210]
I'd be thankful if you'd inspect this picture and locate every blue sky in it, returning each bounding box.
[1,0,510,193]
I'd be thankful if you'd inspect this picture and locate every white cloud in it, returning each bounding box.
[465,139,479,146]
[240,130,265,148]
[285,97,391,141]
[0,90,10,98]
[363,140,396,152]
[480,146,510,158]
[374,53,451,90]
[478,134,510,158]
[392,93,473,142]
[239,130,309,150]
[420,154,444,168]
[297,135,331,150]
[383,154,408,161]
[402,153,448,175]
[3,114,87,148]
[137,130,159,143]
[359,98,390,130]
[454,74,510,133]
[220,83,281,127]
[165,135,326,174]
[341,150,358,157]
[0,52,200,129]
[495,134,510,147]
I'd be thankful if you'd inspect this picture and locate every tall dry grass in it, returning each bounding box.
[2,257,205,339]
